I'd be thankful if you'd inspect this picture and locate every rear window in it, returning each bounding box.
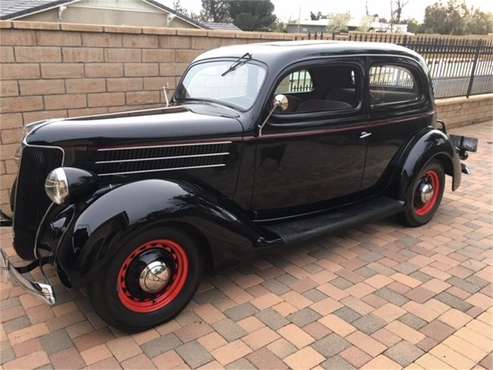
[369,64,420,106]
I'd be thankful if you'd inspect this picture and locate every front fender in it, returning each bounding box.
[397,128,461,201]
[57,179,266,286]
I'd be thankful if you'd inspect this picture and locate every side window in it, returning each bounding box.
[369,64,420,106]
[274,65,361,114]
[275,70,313,94]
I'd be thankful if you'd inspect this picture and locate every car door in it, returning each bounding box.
[251,58,369,219]
[362,57,433,190]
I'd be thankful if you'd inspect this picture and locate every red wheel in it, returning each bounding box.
[414,170,441,217]
[402,161,445,227]
[117,240,189,313]
[88,227,203,332]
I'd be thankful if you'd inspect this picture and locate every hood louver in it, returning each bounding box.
[95,141,231,176]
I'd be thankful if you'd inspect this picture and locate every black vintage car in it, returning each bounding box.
[1,41,477,331]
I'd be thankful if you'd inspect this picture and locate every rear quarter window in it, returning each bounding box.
[369,64,420,106]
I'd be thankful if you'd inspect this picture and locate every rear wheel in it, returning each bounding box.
[88,227,204,332]
[402,161,445,227]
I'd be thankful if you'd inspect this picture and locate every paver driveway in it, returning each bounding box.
[1,121,492,370]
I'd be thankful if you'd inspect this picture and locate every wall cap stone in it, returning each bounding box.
[2,20,492,43]
[1,20,301,40]
[12,20,60,30]
[103,25,142,34]
[61,22,103,32]
[435,93,493,106]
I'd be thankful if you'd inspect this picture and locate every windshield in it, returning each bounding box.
[175,60,267,110]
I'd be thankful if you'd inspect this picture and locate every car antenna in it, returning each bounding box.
[221,52,252,77]
[162,83,169,107]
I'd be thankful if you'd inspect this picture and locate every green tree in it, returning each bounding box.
[467,8,493,34]
[391,0,409,24]
[228,0,276,31]
[272,20,287,33]
[422,0,469,34]
[173,0,189,17]
[200,0,230,22]
[421,0,493,35]
[406,18,422,33]
[327,12,351,33]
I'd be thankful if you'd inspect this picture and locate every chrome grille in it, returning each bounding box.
[95,141,231,176]
[13,145,63,259]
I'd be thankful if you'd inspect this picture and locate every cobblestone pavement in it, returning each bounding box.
[1,121,492,370]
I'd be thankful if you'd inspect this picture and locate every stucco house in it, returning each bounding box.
[286,16,409,34]
[286,19,328,34]
[0,0,204,28]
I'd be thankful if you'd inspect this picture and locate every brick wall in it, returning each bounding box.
[0,21,294,209]
[436,94,493,129]
[1,21,492,210]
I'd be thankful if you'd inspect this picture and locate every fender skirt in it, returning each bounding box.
[56,179,273,286]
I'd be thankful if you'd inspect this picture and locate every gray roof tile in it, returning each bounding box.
[0,0,73,19]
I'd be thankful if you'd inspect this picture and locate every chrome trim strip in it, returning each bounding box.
[95,152,230,164]
[33,203,55,260]
[98,163,226,176]
[66,105,186,122]
[97,141,232,152]
[16,139,65,260]
[22,138,66,167]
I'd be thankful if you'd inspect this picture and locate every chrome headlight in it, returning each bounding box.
[45,167,97,205]
[45,168,69,205]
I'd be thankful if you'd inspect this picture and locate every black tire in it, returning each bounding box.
[401,160,445,227]
[88,226,204,332]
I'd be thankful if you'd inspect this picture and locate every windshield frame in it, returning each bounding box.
[174,57,269,112]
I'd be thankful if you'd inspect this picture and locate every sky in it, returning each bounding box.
[164,0,493,22]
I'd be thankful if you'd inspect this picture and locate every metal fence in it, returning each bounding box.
[297,32,493,98]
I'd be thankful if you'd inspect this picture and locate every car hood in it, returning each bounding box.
[25,105,244,147]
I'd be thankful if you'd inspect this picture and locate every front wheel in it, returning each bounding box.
[401,161,445,227]
[88,227,204,332]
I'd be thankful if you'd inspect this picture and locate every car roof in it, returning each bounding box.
[194,40,424,66]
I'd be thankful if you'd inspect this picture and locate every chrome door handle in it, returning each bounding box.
[360,131,372,139]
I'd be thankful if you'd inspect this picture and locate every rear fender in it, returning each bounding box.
[57,179,266,286]
[397,128,461,201]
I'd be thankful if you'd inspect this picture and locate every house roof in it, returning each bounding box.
[287,19,328,27]
[0,0,75,20]
[200,22,242,31]
[0,0,204,28]
[142,0,203,28]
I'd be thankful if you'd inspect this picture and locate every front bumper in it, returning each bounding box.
[0,209,12,227]
[0,249,55,305]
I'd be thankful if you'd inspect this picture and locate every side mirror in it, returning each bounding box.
[273,94,289,112]
[258,94,289,137]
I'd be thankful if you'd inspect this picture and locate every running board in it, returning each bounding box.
[262,197,404,245]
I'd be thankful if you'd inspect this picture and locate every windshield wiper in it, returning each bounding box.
[221,52,252,77]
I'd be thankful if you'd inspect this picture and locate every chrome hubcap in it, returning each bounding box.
[419,182,434,204]
[138,261,170,293]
